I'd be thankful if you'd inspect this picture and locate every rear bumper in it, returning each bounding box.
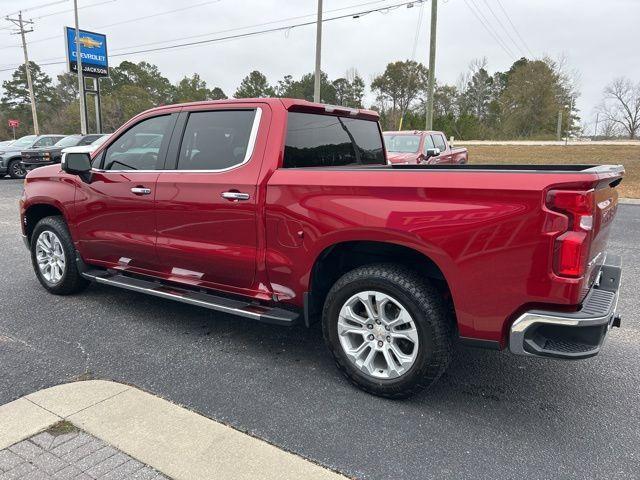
[509,254,622,359]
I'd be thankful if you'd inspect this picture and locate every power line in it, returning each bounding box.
[466,0,515,58]
[32,0,118,20]
[10,0,388,52]
[1,0,220,49]
[3,0,69,17]
[462,0,515,59]
[480,0,524,57]
[494,0,533,57]
[0,0,422,73]
[0,0,119,51]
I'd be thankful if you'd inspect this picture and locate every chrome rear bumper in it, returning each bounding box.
[509,254,622,359]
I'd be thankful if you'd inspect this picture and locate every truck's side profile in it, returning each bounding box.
[383,130,468,165]
[20,98,624,398]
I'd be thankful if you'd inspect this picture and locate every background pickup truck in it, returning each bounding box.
[383,130,468,165]
[20,98,623,398]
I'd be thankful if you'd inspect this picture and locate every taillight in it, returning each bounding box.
[546,190,595,278]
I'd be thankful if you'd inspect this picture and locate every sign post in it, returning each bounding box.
[64,27,108,133]
[8,119,20,139]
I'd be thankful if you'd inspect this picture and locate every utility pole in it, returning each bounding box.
[556,110,563,141]
[594,113,599,138]
[425,0,438,130]
[313,0,323,103]
[73,0,87,134]
[6,12,39,135]
[565,96,573,146]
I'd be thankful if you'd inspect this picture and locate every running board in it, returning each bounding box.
[81,270,300,326]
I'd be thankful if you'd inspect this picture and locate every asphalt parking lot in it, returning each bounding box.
[1,177,638,480]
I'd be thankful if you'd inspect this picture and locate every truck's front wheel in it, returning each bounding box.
[322,264,453,398]
[30,216,89,295]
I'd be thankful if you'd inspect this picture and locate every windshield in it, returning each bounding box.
[383,134,421,153]
[11,135,37,148]
[92,134,110,146]
[54,135,82,148]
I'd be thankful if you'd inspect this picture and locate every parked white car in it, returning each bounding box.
[61,134,111,155]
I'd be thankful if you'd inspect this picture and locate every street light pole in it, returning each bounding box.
[425,0,438,130]
[313,0,323,103]
[73,0,87,134]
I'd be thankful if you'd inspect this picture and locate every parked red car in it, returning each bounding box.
[384,130,468,165]
[20,98,623,398]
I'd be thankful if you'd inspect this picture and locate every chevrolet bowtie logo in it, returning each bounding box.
[77,36,102,49]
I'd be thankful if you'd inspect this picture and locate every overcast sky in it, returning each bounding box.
[1,0,639,131]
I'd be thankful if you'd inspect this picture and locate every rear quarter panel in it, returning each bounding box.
[266,168,598,344]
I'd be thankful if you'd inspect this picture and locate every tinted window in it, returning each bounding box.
[284,112,385,168]
[177,110,256,170]
[103,115,171,171]
[432,134,447,152]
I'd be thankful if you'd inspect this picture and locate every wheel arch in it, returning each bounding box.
[305,240,456,327]
[24,203,66,243]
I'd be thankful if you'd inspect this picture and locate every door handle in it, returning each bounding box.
[221,191,250,201]
[131,187,152,195]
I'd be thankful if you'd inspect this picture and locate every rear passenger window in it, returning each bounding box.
[283,112,385,168]
[177,110,257,171]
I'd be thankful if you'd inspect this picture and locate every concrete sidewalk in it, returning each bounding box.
[0,381,347,480]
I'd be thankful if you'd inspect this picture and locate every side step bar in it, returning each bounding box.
[81,269,300,326]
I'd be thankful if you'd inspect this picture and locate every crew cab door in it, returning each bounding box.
[153,104,267,290]
[73,113,177,271]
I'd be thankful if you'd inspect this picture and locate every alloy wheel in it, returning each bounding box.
[35,230,66,285]
[337,290,420,379]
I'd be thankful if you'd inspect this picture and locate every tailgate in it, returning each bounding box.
[587,174,622,287]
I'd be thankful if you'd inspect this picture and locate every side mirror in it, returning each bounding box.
[61,152,92,182]
[425,148,441,159]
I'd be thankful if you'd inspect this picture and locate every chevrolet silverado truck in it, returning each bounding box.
[20,98,624,398]
[383,130,468,165]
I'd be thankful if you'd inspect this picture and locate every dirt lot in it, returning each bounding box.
[465,144,640,198]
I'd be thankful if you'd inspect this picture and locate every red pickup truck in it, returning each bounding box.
[383,130,468,165]
[20,98,624,398]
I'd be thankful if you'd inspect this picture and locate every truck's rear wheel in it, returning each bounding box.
[30,216,89,295]
[322,264,453,398]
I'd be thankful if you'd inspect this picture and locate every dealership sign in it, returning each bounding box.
[65,27,108,77]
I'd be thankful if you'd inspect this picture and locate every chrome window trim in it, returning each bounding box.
[91,107,262,174]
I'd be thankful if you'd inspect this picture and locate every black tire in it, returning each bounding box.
[322,264,454,399]
[8,159,27,179]
[30,216,89,295]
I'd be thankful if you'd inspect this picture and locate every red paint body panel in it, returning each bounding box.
[384,130,468,165]
[20,98,623,348]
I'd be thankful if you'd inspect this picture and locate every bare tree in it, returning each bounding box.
[598,77,640,139]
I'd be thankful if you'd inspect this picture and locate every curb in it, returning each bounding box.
[0,380,347,480]
[619,198,640,205]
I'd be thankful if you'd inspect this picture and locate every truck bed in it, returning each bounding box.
[388,164,623,173]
